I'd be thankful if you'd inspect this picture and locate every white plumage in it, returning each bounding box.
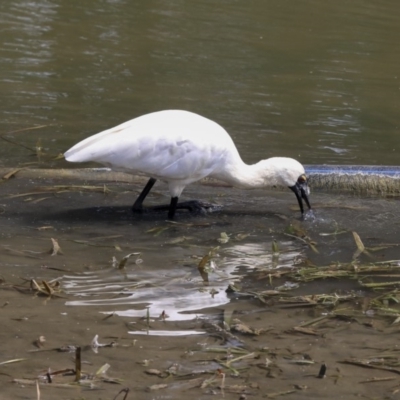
[64,110,311,218]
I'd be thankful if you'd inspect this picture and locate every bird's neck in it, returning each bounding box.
[212,159,279,189]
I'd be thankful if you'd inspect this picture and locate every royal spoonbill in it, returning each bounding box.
[64,110,311,219]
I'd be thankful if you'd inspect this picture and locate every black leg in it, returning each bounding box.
[168,197,179,220]
[132,178,156,212]
[131,180,220,218]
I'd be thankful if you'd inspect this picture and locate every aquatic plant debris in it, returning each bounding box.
[146,226,169,236]
[117,252,142,269]
[217,232,230,244]
[3,164,400,399]
[0,125,47,154]
[91,334,117,353]
[339,358,400,375]
[2,167,26,180]
[29,279,62,298]
[8,184,113,199]
[284,221,318,253]
[0,358,27,366]
[197,246,220,283]
[49,238,63,256]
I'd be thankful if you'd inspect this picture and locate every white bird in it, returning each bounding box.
[64,110,311,219]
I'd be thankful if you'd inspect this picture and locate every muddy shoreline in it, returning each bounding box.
[1,170,400,399]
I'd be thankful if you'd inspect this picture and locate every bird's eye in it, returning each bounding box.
[298,174,307,183]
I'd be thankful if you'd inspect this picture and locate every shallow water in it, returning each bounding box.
[1,1,400,398]
[1,173,400,398]
[1,0,399,166]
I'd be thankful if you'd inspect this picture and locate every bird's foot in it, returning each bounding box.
[177,200,223,215]
[132,201,222,216]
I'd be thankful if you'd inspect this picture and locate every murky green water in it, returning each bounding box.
[1,0,399,166]
[1,2,400,398]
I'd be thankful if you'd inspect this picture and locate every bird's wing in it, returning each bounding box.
[65,110,231,183]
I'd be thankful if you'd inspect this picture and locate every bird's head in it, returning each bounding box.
[262,157,311,215]
[289,173,311,215]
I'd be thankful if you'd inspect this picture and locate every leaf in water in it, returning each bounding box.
[50,184,113,194]
[30,279,43,292]
[29,279,61,297]
[352,231,365,252]
[166,236,193,244]
[91,235,124,241]
[366,246,391,252]
[8,192,45,199]
[95,363,111,376]
[284,220,319,252]
[42,281,54,296]
[118,252,141,269]
[31,197,51,204]
[33,335,46,349]
[319,230,347,237]
[148,384,168,391]
[272,240,279,254]
[217,232,230,244]
[102,312,115,321]
[223,309,233,330]
[0,358,27,366]
[198,254,210,282]
[197,247,219,283]
[352,249,363,260]
[286,220,308,237]
[37,226,54,231]
[235,233,250,241]
[146,226,169,236]
[392,316,400,325]
[231,322,263,336]
[284,232,318,253]
[36,379,40,400]
[4,124,50,136]
[292,326,319,336]
[166,220,210,227]
[49,238,63,256]
[2,168,25,180]
[0,135,36,152]
[145,369,165,377]
[309,243,319,254]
